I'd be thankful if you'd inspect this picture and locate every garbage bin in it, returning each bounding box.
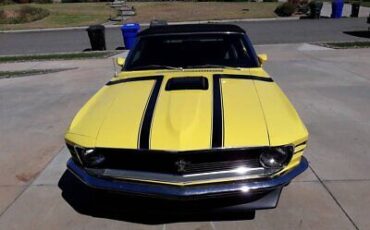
[331,0,344,18]
[309,1,323,19]
[351,2,360,17]
[86,25,106,51]
[120,23,140,49]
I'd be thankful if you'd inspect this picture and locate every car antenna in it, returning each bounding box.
[112,58,118,77]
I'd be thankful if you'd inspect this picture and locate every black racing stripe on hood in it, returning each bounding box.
[211,74,273,148]
[106,76,163,86]
[138,76,164,149]
[104,75,163,150]
[217,74,274,82]
[212,75,224,148]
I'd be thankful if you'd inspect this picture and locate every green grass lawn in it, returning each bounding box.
[0,3,113,30]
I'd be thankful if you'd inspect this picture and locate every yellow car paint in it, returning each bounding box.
[150,80,213,151]
[221,77,269,147]
[65,67,308,185]
[95,80,155,149]
[254,80,308,146]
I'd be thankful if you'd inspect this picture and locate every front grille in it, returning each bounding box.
[183,159,261,174]
[90,147,264,176]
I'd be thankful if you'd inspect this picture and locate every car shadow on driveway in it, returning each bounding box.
[58,170,255,224]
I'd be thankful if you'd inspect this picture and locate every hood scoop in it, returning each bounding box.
[165,77,208,91]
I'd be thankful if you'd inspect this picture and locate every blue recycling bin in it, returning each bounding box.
[331,0,344,18]
[121,23,140,49]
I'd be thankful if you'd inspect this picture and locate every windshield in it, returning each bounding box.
[124,33,259,71]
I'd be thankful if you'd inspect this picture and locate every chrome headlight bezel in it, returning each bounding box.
[66,142,105,167]
[259,145,294,169]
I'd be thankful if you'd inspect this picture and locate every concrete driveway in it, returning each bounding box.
[0,44,369,229]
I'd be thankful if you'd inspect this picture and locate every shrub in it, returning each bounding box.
[0,6,49,24]
[17,0,32,3]
[32,0,52,3]
[18,6,49,23]
[275,2,296,17]
[0,0,15,5]
[288,0,300,7]
[10,0,52,3]
[61,0,110,2]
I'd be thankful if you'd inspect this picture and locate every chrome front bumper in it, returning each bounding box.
[66,156,308,201]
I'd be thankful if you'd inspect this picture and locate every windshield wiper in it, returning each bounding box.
[185,64,241,70]
[130,65,183,71]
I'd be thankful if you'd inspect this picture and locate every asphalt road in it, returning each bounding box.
[0,18,369,55]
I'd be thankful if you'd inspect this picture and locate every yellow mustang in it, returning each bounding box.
[65,24,308,211]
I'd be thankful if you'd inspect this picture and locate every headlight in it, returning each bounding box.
[82,149,105,167]
[67,143,105,167]
[259,146,293,169]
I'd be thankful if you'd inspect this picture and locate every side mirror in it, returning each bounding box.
[115,57,126,67]
[113,57,125,77]
[258,54,268,65]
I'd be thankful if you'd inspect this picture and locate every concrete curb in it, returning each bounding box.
[0,17,300,34]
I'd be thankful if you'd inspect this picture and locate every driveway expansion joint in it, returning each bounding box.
[0,145,65,218]
[309,165,360,230]
[323,179,370,182]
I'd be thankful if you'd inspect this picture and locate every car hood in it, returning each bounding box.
[66,69,307,151]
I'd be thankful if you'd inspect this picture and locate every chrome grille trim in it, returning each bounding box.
[85,166,280,185]
[183,159,261,173]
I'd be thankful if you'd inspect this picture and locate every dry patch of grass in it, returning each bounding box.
[0,68,76,79]
[321,41,370,49]
[125,2,279,23]
[0,51,120,63]
[0,2,279,30]
[0,3,113,30]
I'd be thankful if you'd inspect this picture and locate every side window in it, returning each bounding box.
[224,43,238,61]
[236,38,249,59]
[131,50,141,64]
[131,41,145,65]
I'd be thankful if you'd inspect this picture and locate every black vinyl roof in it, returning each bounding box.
[138,24,246,36]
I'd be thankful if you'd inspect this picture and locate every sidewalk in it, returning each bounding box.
[0,51,127,72]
